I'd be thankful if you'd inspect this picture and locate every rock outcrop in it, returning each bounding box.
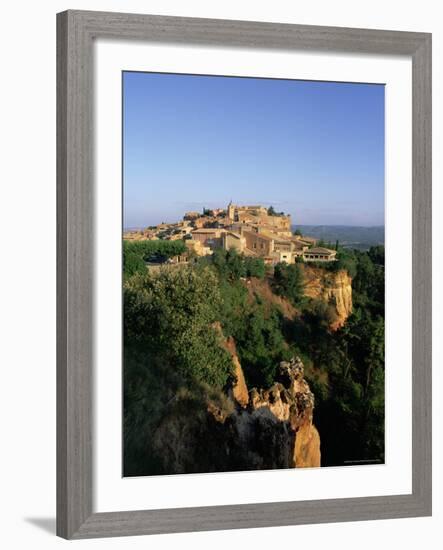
[249,357,321,468]
[151,356,320,473]
[302,266,353,330]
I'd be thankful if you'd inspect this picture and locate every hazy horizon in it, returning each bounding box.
[123,72,385,228]
[124,221,385,231]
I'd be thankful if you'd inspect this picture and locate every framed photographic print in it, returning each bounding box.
[57,10,432,539]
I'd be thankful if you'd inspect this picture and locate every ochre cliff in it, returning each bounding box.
[249,357,321,468]
[152,354,321,473]
[223,335,249,408]
[302,266,353,330]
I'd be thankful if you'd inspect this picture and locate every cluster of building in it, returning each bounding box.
[124,202,337,265]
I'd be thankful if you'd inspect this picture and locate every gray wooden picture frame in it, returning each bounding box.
[57,9,432,539]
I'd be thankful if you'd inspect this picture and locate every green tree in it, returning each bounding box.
[123,251,146,279]
[123,239,186,260]
[234,305,289,388]
[244,257,265,279]
[368,245,385,266]
[210,248,248,281]
[267,205,284,216]
[226,248,246,280]
[329,248,358,278]
[273,262,304,305]
[124,266,232,387]
[123,239,187,278]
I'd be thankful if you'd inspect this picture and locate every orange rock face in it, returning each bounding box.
[294,424,321,468]
[249,357,321,469]
[223,336,249,408]
[302,266,353,330]
[151,355,321,473]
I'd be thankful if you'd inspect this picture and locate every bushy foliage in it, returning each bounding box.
[234,304,290,388]
[352,247,385,316]
[314,309,385,466]
[124,238,186,258]
[316,248,358,278]
[124,266,232,387]
[123,239,186,278]
[209,248,265,281]
[123,251,147,278]
[368,245,385,266]
[273,262,304,305]
[288,245,385,466]
[244,257,266,278]
[217,278,249,337]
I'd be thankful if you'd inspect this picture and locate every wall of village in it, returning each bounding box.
[123,202,338,266]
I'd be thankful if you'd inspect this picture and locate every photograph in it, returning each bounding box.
[122,71,385,477]
[0,1,436,545]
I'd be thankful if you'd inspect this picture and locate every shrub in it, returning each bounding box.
[124,266,233,387]
[273,262,304,305]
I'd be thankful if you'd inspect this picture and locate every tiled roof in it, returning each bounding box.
[242,230,274,241]
[304,247,336,255]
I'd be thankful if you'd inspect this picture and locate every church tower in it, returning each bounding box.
[227,200,235,221]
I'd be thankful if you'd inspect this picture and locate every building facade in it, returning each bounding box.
[303,247,337,262]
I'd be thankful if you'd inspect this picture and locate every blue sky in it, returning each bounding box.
[123,72,384,228]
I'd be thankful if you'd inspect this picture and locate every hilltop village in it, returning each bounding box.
[124,202,337,265]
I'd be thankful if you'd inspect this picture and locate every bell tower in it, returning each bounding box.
[227,200,235,221]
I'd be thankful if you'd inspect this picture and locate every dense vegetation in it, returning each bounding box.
[291,246,385,465]
[123,242,385,474]
[123,239,186,278]
[273,262,304,304]
[124,266,233,386]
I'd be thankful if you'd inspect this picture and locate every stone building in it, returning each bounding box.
[243,230,274,256]
[128,201,334,267]
[185,239,212,256]
[222,231,246,253]
[303,247,337,262]
[191,228,224,249]
[183,211,201,220]
[226,201,290,228]
[227,201,268,222]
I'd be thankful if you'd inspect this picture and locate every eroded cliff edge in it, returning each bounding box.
[152,354,321,473]
[248,357,321,468]
[146,268,352,474]
[244,266,353,330]
[302,266,353,330]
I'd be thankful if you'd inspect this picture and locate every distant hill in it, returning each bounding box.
[294,225,384,251]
